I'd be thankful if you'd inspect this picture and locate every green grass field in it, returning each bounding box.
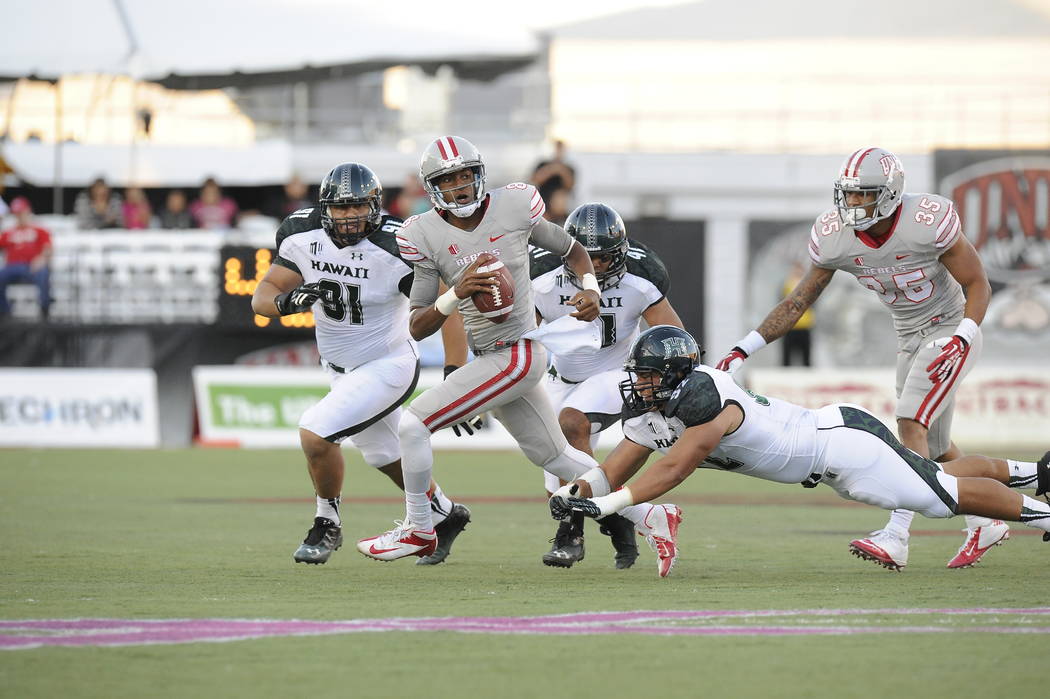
[1,447,1047,698]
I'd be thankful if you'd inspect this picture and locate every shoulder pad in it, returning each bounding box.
[369,216,409,263]
[625,241,670,294]
[529,244,563,279]
[275,207,321,249]
[494,183,545,226]
[664,371,724,427]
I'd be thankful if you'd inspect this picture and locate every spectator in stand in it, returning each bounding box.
[531,140,576,208]
[263,174,313,219]
[74,177,124,229]
[0,197,52,320]
[122,186,154,230]
[190,177,238,230]
[159,189,193,229]
[544,187,572,225]
[780,261,814,367]
[388,173,430,219]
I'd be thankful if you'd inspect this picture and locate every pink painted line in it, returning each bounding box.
[3,608,1048,650]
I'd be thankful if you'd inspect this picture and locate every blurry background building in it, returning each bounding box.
[0,0,1047,447]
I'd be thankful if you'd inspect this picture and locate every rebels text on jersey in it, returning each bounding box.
[396,184,574,353]
[621,366,823,485]
[273,209,414,369]
[809,193,966,334]
[532,244,670,381]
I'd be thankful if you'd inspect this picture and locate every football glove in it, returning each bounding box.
[548,483,580,520]
[444,365,484,437]
[275,282,322,315]
[924,335,968,384]
[715,347,748,373]
[563,496,603,519]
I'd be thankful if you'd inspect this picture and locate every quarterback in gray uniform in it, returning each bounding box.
[716,147,1008,570]
[531,203,685,570]
[252,162,468,566]
[553,326,1050,576]
[355,135,613,563]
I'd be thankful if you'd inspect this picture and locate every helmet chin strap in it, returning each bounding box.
[447,200,481,218]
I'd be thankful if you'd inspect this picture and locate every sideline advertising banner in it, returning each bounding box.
[749,367,1050,452]
[0,369,159,447]
[193,365,627,450]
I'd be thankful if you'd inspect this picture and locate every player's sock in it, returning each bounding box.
[615,503,651,531]
[428,483,454,526]
[963,514,994,529]
[1006,459,1038,489]
[885,509,914,537]
[406,491,434,531]
[316,495,341,525]
[1018,495,1050,535]
[542,444,597,482]
[398,411,433,495]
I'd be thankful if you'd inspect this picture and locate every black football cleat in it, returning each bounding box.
[293,517,343,564]
[599,513,639,569]
[417,504,471,565]
[542,517,585,568]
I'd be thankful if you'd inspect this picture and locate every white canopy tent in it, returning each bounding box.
[0,0,541,200]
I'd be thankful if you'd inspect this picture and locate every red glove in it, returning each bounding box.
[716,347,748,373]
[925,335,969,384]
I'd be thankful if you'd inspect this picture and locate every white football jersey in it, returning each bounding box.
[809,193,966,333]
[533,267,665,382]
[622,366,821,484]
[396,184,573,354]
[275,212,415,369]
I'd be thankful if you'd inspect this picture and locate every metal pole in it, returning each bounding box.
[52,80,63,214]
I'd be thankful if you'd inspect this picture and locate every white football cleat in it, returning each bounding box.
[849,529,909,571]
[946,520,1010,569]
[638,504,682,578]
[357,520,437,561]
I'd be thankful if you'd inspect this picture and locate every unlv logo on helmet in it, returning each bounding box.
[879,154,898,176]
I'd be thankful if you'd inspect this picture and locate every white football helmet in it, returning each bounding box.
[420,136,486,218]
[833,147,905,230]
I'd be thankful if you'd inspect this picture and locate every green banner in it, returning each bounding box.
[206,383,429,430]
[208,384,327,429]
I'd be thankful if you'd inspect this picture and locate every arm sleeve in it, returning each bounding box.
[808,222,832,268]
[934,199,961,251]
[408,258,442,309]
[529,217,574,257]
[274,238,301,275]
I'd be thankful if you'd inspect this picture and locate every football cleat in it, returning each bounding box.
[946,520,1010,568]
[1036,451,1050,502]
[638,504,682,578]
[849,529,909,571]
[542,518,585,568]
[293,517,343,565]
[356,519,437,561]
[598,513,638,569]
[417,504,471,566]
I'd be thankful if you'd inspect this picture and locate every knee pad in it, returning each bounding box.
[399,410,431,445]
[541,444,598,482]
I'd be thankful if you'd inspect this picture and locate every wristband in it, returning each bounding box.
[736,330,767,357]
[581,273,601,294]
[593,487,634,516]
[580,467,612,497]
[954,318,979,345]
[434,287,461,315]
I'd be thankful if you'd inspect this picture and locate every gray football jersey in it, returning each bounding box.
[809,192,965,334]
[397,183,574,353]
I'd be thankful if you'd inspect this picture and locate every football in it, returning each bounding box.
[472,255,515,324]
